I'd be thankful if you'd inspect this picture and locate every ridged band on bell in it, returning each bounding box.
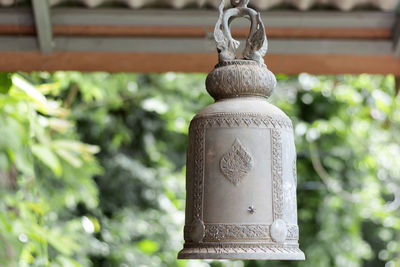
[178,0,304,261]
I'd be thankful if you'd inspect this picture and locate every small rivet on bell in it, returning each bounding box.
[248,205,255,214]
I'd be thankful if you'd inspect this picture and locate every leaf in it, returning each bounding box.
[52,140,100,154]
[55,149,82,168]
[136,239,159,254]
[12,75,47,108]
[31,144,62,177]
[46,231,79,256]
[25,202,47,216]
[56,256,84,267]
[0,73,11,94]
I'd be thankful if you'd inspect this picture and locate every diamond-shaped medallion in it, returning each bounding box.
[220,138,254,185]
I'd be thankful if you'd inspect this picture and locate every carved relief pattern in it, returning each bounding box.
[180,0,304,258]
[183,225,192,241]
[287,225,299,240]
[205,61,276,100]
[204,224,270,241]
[189,114,290,223]
[293,157,297,186]
[216,60,263,68]
[192,127,204,220]
[182,243,302,254]
[191,113,292,130]
[271,129,283,220]
[220,139,254,185]
[187,223,298,242]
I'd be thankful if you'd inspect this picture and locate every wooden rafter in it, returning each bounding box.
[0,8,399,73]
[31,0,53,54]
[0,52,399,74]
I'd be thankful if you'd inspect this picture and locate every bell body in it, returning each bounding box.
[178,61,305,260]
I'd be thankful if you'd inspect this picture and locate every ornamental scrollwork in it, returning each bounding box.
[214,0,268,65]
[220,139,254,185]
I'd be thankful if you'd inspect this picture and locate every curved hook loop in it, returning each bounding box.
[213,0,268,65]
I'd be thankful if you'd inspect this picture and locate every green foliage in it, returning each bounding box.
[0,73,102,267]
[0,71,399,267]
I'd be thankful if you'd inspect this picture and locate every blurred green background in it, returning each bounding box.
[0,72,399,267]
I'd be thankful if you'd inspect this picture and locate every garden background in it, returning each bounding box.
[0,72,398,267]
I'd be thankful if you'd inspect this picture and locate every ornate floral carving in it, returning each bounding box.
[215,59,262,68]
[220,139,254,185]
[205,61,276,100]
[192,127,204,220]
[189,114,290,223]
[204,224,270,241]
[191,113,292,130]
[271,129,283,220]
[187,223,297,242]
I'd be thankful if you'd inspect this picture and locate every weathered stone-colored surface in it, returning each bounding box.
[178,97,305,260]
[178,0,304,260]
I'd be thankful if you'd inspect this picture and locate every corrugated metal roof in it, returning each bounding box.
[0,0,398,10]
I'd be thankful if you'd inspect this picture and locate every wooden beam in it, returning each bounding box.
[0,9,393,39]
[0,25,35,35]
[0,36,392,55]
[0,24,390,39]
[31,0,53,54]
[392,14,400,56]
[49,25,391,39]
[0,52,399,74]
[3,8,393,30]
[0,8,398,72]
[49,8,395,29]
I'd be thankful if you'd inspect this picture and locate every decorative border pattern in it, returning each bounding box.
[185,223,297,242]
[183,225,191,240]
[190,113,290,223]
[215,60,263,68]
[205,62,276,100]
[271,129,283,220]
[204,224,270,242]
[188,113,296,245]
[287,225,299,240]
[193,127,204,220]
[293,157,297,186]
[190,113,292,130]
[182,243,302,254]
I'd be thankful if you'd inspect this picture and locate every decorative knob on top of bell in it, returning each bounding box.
[178,0,305,260]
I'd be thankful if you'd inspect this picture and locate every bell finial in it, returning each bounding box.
[214,0,268,65]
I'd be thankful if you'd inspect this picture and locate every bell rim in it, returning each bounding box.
[177,248,305,260]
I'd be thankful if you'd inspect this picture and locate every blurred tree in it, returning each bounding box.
[0,73,102,267]
[0,72,398,267]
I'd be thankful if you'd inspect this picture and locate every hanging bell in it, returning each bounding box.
[178,0,305,260]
